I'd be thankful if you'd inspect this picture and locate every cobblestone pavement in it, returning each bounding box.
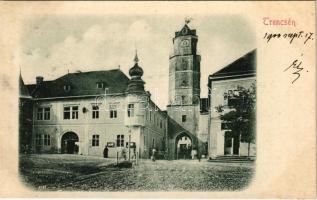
[20,154,255,191]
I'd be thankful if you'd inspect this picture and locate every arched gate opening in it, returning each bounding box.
[61,132,79,154]
[175,132,192,159]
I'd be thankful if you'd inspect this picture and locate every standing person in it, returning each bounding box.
[103,145,108,158]
[191,149,195,160]
[151,148,156,161]
[122,148,127,160]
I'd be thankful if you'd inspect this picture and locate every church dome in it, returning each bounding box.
[129,63,143,78]
[129,51,143,78]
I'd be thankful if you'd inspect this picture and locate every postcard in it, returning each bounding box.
[0,1,315,198]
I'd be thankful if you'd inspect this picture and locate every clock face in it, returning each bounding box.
[182,28,188,35]
[181,39,190,47]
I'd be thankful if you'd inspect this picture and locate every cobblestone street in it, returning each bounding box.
[20,154,254,191]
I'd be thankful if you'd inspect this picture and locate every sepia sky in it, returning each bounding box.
[18,15,255,109]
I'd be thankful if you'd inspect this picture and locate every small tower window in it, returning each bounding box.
[96,82,104,89]
[182,115,187,122]
[181,96,186,104]
[181,80,188,87]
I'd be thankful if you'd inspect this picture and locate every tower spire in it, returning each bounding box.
[134,50,139,63]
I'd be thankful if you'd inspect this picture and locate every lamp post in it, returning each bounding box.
[128,129,131,162]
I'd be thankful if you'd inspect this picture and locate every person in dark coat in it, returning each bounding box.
[103,145,109,158]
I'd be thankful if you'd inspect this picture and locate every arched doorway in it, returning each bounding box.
[61,132,79,154]
[175,132,192,159]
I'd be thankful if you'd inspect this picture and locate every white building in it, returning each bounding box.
[208,50,256,158]
[26,54,167,159]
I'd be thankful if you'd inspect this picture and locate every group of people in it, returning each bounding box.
[103,145,137,160]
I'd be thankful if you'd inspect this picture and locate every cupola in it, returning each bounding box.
[126,51,145,94]
[129,52,144,79]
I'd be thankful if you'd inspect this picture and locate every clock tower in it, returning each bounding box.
[167,22,201,137]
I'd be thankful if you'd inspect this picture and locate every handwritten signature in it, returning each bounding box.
[284,54,308,84]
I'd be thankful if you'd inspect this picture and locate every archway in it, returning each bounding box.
[61,132,79,154]
[175,132,192,159]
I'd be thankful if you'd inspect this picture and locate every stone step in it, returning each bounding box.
[208,156,255,163]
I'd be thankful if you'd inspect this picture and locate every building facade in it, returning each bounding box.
[20,22,256,160]
[19,74,33,154]
[208,50,256,158]
[25,55,167,159]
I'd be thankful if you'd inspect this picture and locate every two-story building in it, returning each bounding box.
[25,54,167,158]
[208,49,256,158]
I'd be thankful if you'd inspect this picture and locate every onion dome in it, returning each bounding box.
[126,51,145,94]
[129,51,143,78]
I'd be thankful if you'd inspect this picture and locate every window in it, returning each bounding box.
[182,115,187,122]
[223,92,228,105]
[64,85,71,92]
[228,97,241,107]
[64,106,78,120]
[92,135,99,146]
[181,96,186,104]
[72,106,78,119]
[37,108,43,120]
[64,106,70,119]
[149,110,152,121]
[44,108,50,120]
[127,104,134,117]
[44,134,51,146]
[116,135,124,147]
[35,134,42,146]
[37,107,50,120]
[92,105,99,119]
[221,122,230,130]
[96,82,104,89]
[181,80,188,87]
[224,90,243,107]
[110,104,118,118]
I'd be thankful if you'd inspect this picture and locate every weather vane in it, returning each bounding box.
[185,17,193,25]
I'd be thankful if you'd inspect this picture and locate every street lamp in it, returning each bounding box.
[128,128,131,162]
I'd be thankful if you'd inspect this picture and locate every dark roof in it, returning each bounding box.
[19,74,31,98]
[210,49,256,78]
[26,69,130,98]
[175,24,197,38]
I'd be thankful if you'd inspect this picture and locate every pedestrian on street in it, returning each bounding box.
[197,152,201,162]
[103,145,108,158]
[151,148,156,161]
[122,148,127,160]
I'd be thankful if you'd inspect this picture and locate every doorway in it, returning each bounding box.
[175,133,192,159]
[224,131,240,155]
[61,132,79,154]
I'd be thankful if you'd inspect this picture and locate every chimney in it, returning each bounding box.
[36,76,44,85]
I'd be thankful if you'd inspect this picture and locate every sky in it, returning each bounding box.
[18,15,255,109]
